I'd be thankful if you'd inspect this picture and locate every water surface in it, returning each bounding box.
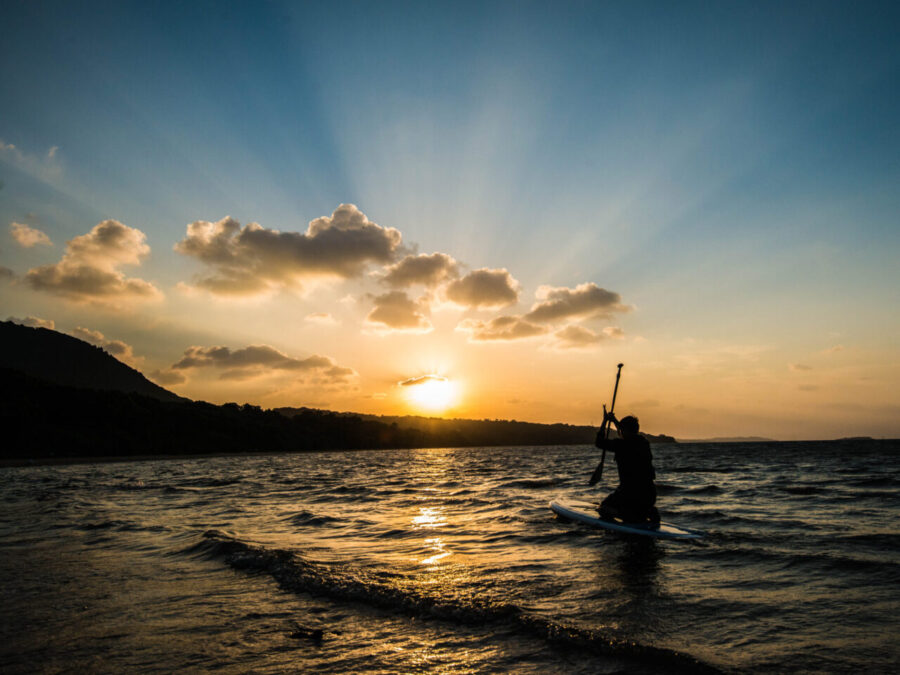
[2,441,898,673]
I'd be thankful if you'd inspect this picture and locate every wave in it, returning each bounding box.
[283,510,344,527]
[686,485,722,495]
[194,530,720,673]
[493,478,560,490]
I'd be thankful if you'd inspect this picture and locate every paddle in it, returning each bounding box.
[588,363,623,486]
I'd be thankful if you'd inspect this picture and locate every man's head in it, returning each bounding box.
[619,415,640,437]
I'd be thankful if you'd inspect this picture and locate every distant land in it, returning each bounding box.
[0,321,676,463]
[675,436,776,443]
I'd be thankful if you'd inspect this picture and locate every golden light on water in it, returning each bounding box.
[411,506,451,565]
[411,506,447,529]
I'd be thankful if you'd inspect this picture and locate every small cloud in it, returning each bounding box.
[365,291,432,333]
[10,222,52,248]
[170,344,356,384]
[25,220,161,305]
[305,312,338,325]
[0,139,62,182]
[789,363,813,372]
[7,315,55,329]
[149,369,187,386]
[0,266,13,280]
[399,374,448,387]
[380,252,460,288]
[525,283,630,323]
[70,326,105,343]
[456,315,548,341]
[444,268,520,309]
[553,325,607,349]
[174,204,403,296]
[69,326,139,366]
[822,345,844,354]
[631,398,661,408]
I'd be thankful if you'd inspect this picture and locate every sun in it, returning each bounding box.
[403,375,459,413]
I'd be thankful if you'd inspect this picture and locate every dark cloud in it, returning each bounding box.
[170,344,356,383]
[7,315,55,329]
[789,363,813,372]
[456,315,547,341]
[399,374,447,387]
[525,283,629,323]
[365,291,432,332]
[25,220,160,303]
[174,204,403,296]
[445,268,519,309]
[0,266,13,280]
[381,252,459,288]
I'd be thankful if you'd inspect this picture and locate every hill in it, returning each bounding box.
[0,320,182,402]
[0,321,676,461]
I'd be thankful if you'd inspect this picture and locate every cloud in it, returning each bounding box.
[380,252,459,288]
[70,326,139,366]
[25,220,161,304]
[525,283,630,323]
[171,344,356,383]
[149,369,187,386]
[0,266,13,280]
[10,222,52,248]
[553,324,624,349]
[399,374,447,387]
[7,315,55,329]
[456,315,548,341]
[174,204,403,296]
[822,345,844,354]
[789,363,813,372]
[0,140,62,182]
[305,312,338,325]
[445,268,520,309]
[365,291,432,333]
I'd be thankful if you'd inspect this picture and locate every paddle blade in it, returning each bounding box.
[588,462,603,486]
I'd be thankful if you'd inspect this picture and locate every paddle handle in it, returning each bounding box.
[589,364,623,486]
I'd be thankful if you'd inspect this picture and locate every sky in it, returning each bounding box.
[1,0,898,440]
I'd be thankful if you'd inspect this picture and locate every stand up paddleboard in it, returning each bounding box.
[550,496,704,540]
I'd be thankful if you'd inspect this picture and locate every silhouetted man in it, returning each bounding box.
[595,413,659,524]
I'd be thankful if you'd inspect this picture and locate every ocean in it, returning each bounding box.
[1,440,898,673]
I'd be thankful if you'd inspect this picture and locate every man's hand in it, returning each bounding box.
[604,411,618,425]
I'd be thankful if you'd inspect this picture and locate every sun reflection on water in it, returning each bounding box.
[420,537,451,565]
[411,507,447,529]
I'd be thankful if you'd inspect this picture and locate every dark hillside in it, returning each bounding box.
[0,321,182,402]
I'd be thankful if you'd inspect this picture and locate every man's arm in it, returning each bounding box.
[595,412,621,449]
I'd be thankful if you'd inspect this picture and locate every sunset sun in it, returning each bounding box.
[402,375,458,413]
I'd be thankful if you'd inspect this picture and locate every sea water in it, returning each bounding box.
[1,440,898,673]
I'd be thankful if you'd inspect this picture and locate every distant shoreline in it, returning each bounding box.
[0,450,303,469]
[3,437,896,469]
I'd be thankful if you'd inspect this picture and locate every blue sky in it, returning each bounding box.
[2,1,899,438]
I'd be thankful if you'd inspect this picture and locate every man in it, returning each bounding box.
[595,412,659,524]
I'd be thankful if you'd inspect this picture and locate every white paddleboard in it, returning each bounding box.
[550,496,704,540]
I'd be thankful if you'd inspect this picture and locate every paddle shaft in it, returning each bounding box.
[589,363,623,485]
